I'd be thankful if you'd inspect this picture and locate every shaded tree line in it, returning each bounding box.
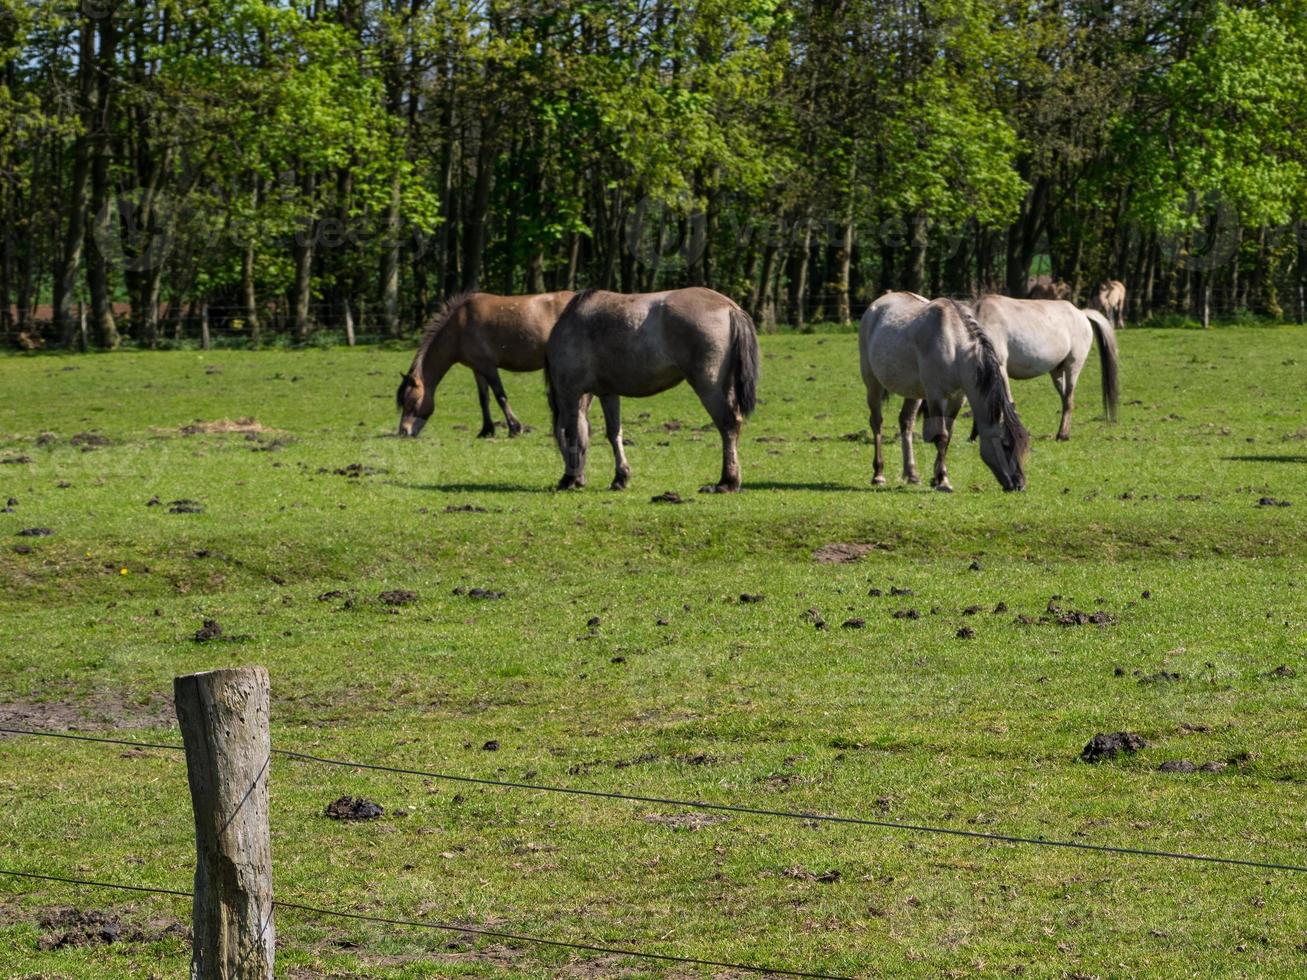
[1,0,1305,348]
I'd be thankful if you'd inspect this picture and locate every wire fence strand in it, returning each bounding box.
[4,725,1307,875]
[0,868,851,979]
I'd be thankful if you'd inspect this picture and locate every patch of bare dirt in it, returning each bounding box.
[0,693,174,734]
[37,907,187,950]
[642,812,727,831]
[178,417,274,436]
[813,542,876,564]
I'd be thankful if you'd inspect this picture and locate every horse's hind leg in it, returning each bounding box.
[554,389,590,490]
[868,380,886,485]
[899,399,921,484]
[923,396,955,492]
[695,386,742,493]
[475,373,495,438]
[486,368,523,436]
[599,394,631,490]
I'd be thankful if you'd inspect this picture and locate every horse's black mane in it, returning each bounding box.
[557,287,597,322]
[415,290,476,361]
[947,298,1030,456]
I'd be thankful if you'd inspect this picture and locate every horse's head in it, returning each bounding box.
[976,403,1029,491]
[395,371,431,437]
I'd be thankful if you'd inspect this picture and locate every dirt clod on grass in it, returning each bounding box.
[738,593,764,604]
[813,542,875,564]
[70,432,111,448]
[168,499,203,514]
[841,618,866,629]
[956,626,976,639]
[642,812,726,831]
[379,589,419,606]
[1081,731,1147,763]
[482,740,500,751]
[193,619,223,642]
[16,527,53,536]
[1139,671,1182,684]
[444,503,488,513]
[892,608,920,620]
[453,587,505,600]
[329,463,382,477]
[1269,665,1296,678]
[325,796,384,821]
[1257,497,1291,507]
[650,491,687,504]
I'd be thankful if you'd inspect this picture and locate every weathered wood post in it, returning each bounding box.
[343,300,356,347]
[200,303,212,351]
[175,668,274,980]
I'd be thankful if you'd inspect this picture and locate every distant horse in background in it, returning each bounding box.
[973,295,1119,441]
[859,292,1030,491]
[545,287,759,493]
[1028,279,1072,301]
[1089,280,1127,329]
[396,290,574,438]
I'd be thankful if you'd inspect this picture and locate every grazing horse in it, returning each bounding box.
[545,287,759,492]
[859,292,1029,492]
[396,290,574,438]
[1089,279,1127,329]
[1028,279,1072,301]
[973,295,1119,441]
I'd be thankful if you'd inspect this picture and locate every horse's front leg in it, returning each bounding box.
[599,394,631,490]
[923,398,954,492]
[475,373,495,438]
[555,390,590,490]
[899,399,921,484]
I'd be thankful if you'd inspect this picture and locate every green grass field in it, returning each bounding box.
[1,325,1305,978]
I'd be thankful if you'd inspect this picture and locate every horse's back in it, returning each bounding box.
[459,291,573,372]
[549,287,737,397]
[975,295,1088,378]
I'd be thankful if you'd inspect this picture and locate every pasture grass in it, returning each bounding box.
[0,325,1305,978]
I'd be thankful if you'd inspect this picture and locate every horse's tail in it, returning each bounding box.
[729,306,760,418]
[1084,308,1119,423]
[543,350,559,444]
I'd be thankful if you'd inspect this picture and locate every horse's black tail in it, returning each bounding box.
[543,351,560,445]
[1084,308,1119,423]
[729,306,760,418]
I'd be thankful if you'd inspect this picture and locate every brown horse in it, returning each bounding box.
[1028,279,1072,301]
[545,288,759,492]
[396,290,574,438]
[1088,280,1127,329]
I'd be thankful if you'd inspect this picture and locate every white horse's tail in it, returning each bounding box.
[1083,308,1119,423]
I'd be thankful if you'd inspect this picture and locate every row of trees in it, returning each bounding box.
[2,0,1305,347]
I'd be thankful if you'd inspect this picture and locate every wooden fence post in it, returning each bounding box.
[175,667,274,980]
[343,300,356,347]
[201,304,212,351]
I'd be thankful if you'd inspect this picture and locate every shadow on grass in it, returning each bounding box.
[400,481,554,494]
[1222,454,1307,464]
[746,480,866,492]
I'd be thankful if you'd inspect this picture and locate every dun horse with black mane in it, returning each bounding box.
[396,290,574,438]
[859,292,1030,491]
[545,287,759,493]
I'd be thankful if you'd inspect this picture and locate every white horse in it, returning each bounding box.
[1088,279,1127,329]
[859,292,1030,492]
[973,295,1119,441]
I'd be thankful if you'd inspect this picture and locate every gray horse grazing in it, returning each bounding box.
[545,287,759,492]
[397,290,574,438]
[1089,279,1127,329]
[859,292,1029,492]
[973,295,1119,441]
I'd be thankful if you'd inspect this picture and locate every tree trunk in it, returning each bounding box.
[460,122,495,291]
[86,11,119,349]
[53,18,96,344]
[904,211,927,295]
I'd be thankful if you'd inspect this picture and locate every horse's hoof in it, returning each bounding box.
[609,480,628,492]
[508,425,523,438]
[699,483,740,494]
[477,427,495,439]
[934,483,954,493]
[872,474,887,486]
[1056,433,1070,442]
[905,474,920,485]
[556,477,583,491]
